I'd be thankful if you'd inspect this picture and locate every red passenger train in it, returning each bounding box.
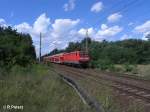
[43,51,90,67]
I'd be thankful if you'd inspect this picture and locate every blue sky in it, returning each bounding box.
[0,0,150,56]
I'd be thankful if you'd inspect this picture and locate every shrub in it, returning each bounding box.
[124,63,134,72]
[95,59,114,70]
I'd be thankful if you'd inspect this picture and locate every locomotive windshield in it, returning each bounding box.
[79,52,88,57]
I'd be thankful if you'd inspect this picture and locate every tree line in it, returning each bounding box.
[0,26,36,69]
[45,36,150,68]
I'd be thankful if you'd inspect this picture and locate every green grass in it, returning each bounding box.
[136,65,150,78]
[0,64,94,112]
[112,64,150,80]
[96,64,150,80]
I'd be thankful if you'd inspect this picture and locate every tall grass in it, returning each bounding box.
[0,64,93,112]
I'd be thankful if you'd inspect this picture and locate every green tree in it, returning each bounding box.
[145,33,150,41]
[0,26,36,68]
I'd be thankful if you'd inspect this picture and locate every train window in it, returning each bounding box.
[79,52,88,57]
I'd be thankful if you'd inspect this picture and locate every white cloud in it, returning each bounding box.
[15,17,80,56]
[50,18,80,48]
[51,19,79,37]
[0,19,6,24]
[128,22,134,26]
[33,13,50,35]
[63,0,75,11]
[120,34,132,40]
[134,20,150,40]
[142,32,150,40]
[78,27,95,38]
[134,20,150,33]
[14,13,51,56]
[0,18,7,27]
[14,22,32,33]
[15,13,50,36]
[1,14,123,56]
[101,24,108,30]
[78,24,123,41]
[91,1,103,13]
[107,13,122,23]
[97,24,123,37]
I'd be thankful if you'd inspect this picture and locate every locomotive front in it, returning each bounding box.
[78,51,90,65]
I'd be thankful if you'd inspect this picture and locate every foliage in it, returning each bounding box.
[123,63,134,72]
[145,33,150,41]
[0,26,36,68]
[0,64,93,112]
[91,59,114,70]
[44,37,150,69]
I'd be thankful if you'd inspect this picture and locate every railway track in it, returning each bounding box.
[54,64,150,105]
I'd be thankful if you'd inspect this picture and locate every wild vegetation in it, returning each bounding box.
[0,64,94,112]
[0,26,94,112]
[0,26,36,69]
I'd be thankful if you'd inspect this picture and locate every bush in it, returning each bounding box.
[94,59,114,70]
[89,61,97,68]
[124,63,134,72]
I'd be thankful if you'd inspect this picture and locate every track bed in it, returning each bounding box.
[53,64,150,111]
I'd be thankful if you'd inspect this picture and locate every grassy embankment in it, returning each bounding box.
[0,64,94,112]
[113,64,150,79]
[94,63,150,80]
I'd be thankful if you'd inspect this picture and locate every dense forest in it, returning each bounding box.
[45,36,150,68]
[0,26,36,69]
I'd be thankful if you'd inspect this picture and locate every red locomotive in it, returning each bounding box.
[43,51,90,67]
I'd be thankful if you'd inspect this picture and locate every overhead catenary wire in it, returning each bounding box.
[83,0,145,42]
[48,0,146,54]
[93,0,143,27]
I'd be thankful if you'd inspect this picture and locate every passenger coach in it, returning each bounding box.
[43,51,90,66]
